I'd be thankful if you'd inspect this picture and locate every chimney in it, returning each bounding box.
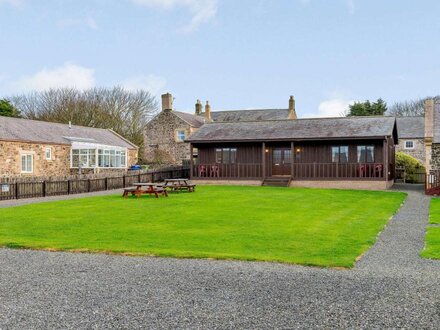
[161,93,173,111]
[204,101,212,122]
[195,99,202,116]
[425,98,435,173]
[288,95,297,119]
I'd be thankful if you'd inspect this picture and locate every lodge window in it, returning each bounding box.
[404,140,414,149]
[357,145,375,163]
[45,147,52,160]
[215,148,237,164]
[21,154,33,173]
[331,146,348,163]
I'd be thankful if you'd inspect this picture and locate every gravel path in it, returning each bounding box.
[0,189,123,209]
[0,185,439,329]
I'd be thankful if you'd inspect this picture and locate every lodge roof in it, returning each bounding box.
[187,116,397,142]
[0,116,137,149]
[395,116,425,139]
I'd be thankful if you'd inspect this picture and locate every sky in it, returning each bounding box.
[0,0,440,117]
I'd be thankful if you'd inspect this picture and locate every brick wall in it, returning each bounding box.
[144,110,193,165]
[396,138,425,164]
[0,140,70,176]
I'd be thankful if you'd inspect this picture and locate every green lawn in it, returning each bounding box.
[0,186,405,268]
[421,198,440,259]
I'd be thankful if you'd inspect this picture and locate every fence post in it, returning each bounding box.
[151,172,155,182]
[68,180,71,195]
[42,181,46,197]
[15,182,19,200]
[123,175,126,187]
[138,173,141,183]
[88,179,91,192]
[105,177,108,191]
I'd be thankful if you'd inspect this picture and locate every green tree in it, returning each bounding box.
[348,98,387,116]
[0,98,21,117]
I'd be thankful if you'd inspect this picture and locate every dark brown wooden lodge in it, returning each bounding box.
[187,117,398,187]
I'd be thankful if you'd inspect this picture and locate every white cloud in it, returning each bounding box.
[132,0,218,33]
[304,98,354,118]
[57,16,98,30]
[122,74,167,95]
[12,62,96,92]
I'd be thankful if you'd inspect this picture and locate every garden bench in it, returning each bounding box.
[122,187,141,198]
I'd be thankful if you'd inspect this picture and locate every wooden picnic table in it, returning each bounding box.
[122,182,167,198]
[163,178,196,192]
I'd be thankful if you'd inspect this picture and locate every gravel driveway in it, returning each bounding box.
[0,185,439,329]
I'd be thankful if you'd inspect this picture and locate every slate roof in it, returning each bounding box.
[0,116,137,149]
[187,116,397,142]
[204,109,290,122]
[395,117,425,139]
[173,111,205,128]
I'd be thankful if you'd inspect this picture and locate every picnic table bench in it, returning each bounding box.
[163,178,196,192]
[122,183,168,198]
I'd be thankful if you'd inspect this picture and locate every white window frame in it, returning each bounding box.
[175,129,186,142]
[404,140,415,150]
[21,153,33,174]
[70,142,128,169]
[45,147,52,160]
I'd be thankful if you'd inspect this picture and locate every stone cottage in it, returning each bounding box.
[395,116,425,163]
[143,93,205,165]
[0,116,138,177]
[143,93,297,165]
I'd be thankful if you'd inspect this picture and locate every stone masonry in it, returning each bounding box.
[144,110,194,165]
[0,141,138,177]
[0,141,70,177]
[396,138,425,164]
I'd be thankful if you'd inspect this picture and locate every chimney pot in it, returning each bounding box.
[205,101,212,122]
[288,95,297,119]
[195,99,202,116]
[161,93,173,111]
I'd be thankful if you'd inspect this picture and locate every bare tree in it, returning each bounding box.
[387,96,440,117]
[9,87,158,160]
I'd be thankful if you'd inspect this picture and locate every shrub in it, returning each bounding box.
[396,152,425,183]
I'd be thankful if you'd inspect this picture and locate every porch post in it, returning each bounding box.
[189,143,194,179]
[291,141,294,179]
[383,138,389,181]
[262,142,266,179]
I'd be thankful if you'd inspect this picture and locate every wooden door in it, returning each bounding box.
[272,148,292,176]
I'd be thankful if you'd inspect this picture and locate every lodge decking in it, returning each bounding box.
[192,162,387,180]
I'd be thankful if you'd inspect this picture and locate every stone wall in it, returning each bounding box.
[0,140,70,177]
[0,140,138,177]
[396,138,425,164]
[431,144,440,171]
[144,110,193,165]
[290,180,394,190]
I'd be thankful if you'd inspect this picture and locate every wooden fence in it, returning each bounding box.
[0,166,190,201]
